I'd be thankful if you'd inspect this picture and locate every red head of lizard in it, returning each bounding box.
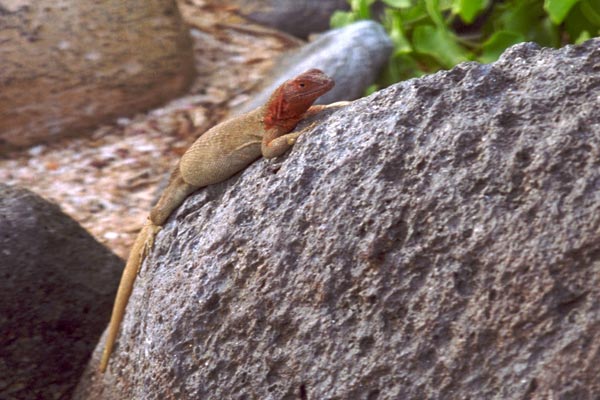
[264,69,335,132]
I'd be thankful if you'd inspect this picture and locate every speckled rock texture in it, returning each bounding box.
[77,38,600,399]
[229,0,349,38]
[233,21,393,115]
[0,184,123,400]
[0,0,194,151]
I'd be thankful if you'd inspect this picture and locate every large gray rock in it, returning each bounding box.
[77,38,600,399]
[0,0,194,151]
[233,20,393,114]
[0,184,123,400]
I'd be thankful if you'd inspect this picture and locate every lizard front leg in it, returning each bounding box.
[261,101,351,159]
[302,101,351,118]
[262,128,302,159]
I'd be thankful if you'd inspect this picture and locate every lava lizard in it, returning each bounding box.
[99,68,346,372]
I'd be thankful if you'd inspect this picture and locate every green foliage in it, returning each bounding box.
[331,0,600,87]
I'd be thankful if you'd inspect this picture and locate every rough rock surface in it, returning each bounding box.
[0,0,194,151]
[0,184,123,400]
[77,39,600,399]
[229,0,349,38]
[233,21,393,115]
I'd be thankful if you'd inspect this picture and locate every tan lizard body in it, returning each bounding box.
[99,69,342,372]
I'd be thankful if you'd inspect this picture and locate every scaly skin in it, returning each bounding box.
[99,69,342,372]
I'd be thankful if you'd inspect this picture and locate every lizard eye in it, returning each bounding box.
[299,83,305,87]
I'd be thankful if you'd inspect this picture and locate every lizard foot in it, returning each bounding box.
[286,132,302,145]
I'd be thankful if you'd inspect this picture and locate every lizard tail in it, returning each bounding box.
[99,221,159,372]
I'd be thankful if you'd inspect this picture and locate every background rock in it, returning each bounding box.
[0,0,194,151]
[233,20,393,115]
[228,0,349,38]
[0,184,123,400]
[77,38,599,399]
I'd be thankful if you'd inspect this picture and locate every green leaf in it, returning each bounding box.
[365,84,379,96]
[536,16,561,47]
[564,0,600,42]
[575,30,592,43]
[384,9,413,53]
[330,11,357,28]
[495,1,541,35]
[351,0,374,19]
[452,0,489,23]
[396,2,429,25]
[493,1,559,46]
[544,0,581,24]
[425,0,445,28]
[413,24,470,68]
[382,0,412,8]
[479,31,525,63]
[391,29,413,54]
[580,0,600,26]
[380,54,423,85]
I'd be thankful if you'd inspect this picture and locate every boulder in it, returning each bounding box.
[0,0,194,151]
[77,38,600,399]
[0,184,123,400]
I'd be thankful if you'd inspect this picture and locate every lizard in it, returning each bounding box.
[99,68,345,372]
